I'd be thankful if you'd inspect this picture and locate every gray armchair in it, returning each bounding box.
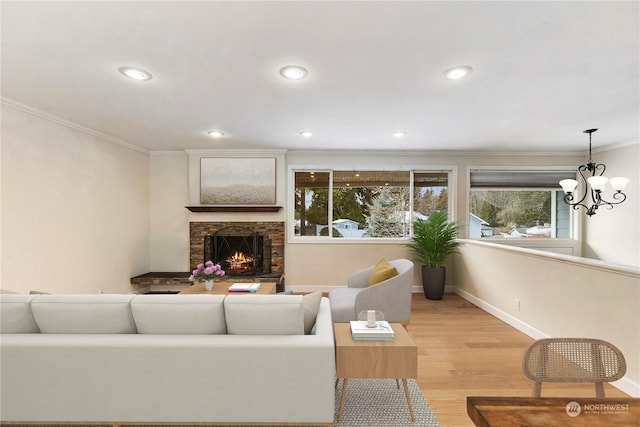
[329,259,414,323]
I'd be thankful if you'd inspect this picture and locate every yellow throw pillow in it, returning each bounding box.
[368,259,398,286]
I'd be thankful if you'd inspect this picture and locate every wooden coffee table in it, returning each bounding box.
[333,322,418,422]
[179,281,276,295]
[467,396,640,427]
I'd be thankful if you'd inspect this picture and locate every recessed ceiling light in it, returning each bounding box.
[118,66,153,81]
[280,65,308,80]
[393,131,407,138]
[300,131,313,138]
[207,130,224,138]
[443,65,473,80]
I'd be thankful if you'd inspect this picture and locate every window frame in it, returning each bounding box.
[288,165,457,243]
[466,166,582,244]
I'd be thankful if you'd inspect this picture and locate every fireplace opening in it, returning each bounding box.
[204,226,271,276]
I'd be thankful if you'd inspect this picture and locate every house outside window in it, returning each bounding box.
[293,170,450,239]
[468,169,575,239]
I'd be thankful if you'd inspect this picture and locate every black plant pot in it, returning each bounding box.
[422,266,446,300]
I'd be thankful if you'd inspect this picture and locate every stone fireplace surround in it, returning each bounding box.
[190,221,285,280]
[131,221,285,293]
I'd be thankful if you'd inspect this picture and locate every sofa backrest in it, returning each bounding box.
[0,294,40,333]
[1,293,314,336]
[31,294,137,334]
[224,294,304,335]
[131,294,226,334]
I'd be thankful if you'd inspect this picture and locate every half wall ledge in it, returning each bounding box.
[186,206,282,212]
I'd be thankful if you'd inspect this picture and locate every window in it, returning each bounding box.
[293,170,449,238]
[469,170,574,239]
[414,172,449,215]
[294,171,330,236]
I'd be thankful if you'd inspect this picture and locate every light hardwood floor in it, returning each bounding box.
[407,293,630,427]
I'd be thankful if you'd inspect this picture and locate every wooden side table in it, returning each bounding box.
[333,322,418,422]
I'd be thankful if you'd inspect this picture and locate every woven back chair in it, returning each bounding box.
[522,338,626,397]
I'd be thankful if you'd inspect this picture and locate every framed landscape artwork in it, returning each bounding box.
[200,157,276,205]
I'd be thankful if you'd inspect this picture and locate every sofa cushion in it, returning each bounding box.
[0,294,40,333]
[224,294,304,335]
[303,291,322,334]
[131,294,227,334]
[31,294,136,334]
[368,258,398,286]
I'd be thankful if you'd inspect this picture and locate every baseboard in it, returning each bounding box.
[452,286,548,340]
[452,286,640,398]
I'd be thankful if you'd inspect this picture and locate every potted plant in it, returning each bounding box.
[405,211,464,300]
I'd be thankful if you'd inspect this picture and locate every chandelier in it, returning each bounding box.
[559,129,629,216]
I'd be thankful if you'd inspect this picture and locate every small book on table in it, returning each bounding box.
[228,283,261,293]
[349,320,395,341]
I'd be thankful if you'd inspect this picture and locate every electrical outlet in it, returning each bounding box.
[514,298,520,311]
[98,288,104,294]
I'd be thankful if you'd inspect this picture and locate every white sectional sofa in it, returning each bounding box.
[0,293,335,426]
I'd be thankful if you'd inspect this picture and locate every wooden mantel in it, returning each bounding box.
[185,206,282,213]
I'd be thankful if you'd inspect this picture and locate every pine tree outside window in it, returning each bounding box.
[293,170,449,239]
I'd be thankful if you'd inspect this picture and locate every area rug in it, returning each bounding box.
[4,380,440,427]
[334,378,441,427]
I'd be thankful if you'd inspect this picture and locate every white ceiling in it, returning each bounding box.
[1,1,638,153]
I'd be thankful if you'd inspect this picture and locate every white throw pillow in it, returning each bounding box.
[303,292,322,334]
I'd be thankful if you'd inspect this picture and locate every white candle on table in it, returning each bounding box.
[367,310,376,327]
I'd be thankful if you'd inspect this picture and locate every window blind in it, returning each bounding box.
[470,170,576,189]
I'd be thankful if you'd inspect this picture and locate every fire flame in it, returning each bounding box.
[226,251,254,271]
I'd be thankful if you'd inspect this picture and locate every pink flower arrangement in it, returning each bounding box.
[189,261,225,282]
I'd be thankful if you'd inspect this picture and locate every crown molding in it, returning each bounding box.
[591,137,640,154]
[185,149,288,156]
[149,150,188,157]
[1,97,149,154]
[286,149,581,157]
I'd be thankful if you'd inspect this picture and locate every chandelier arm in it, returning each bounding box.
[598,192,627,206]
[568,201,592,211]
[562,165,591,208]
[595,199,614,211]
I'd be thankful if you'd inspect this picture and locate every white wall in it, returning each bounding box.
[149,151,190,271]
[454,239,640,397]
[286,241,422,289]
[582,141,639,267]
[1,104,149,294]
